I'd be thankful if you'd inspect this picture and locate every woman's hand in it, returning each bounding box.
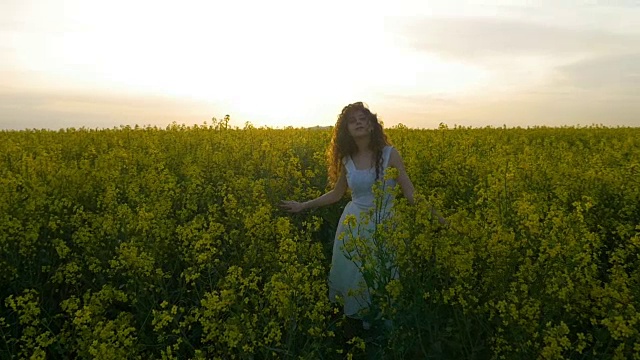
[279,200,306,213]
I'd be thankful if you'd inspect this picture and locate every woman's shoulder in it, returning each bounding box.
[384,145,405,166]
[341,155,349,167]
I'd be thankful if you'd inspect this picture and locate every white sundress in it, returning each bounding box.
[328,145,398,317]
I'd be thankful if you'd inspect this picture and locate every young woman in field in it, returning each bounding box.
[280,102,444,327]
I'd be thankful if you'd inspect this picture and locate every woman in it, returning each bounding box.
[280,102,426,326]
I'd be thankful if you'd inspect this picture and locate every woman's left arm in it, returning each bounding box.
[388,147,415,205]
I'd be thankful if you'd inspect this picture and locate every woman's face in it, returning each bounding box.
[347,110,372,139]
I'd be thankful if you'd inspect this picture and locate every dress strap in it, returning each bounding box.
[382,146,393,168]
[342,156,351,172]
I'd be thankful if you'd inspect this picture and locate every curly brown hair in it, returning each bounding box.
[326,102,390,187]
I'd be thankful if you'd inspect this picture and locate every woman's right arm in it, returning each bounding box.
[280,165,347,213]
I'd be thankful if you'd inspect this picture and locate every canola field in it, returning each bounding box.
[1,123,639,359]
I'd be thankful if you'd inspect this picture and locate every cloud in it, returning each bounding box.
[379,13,640,128]
[572,0,639,8]
[387,16,638,61]
[0,90,222,130]
[554,52,640,92]
[387,89,640,129]
[370,52,640,128]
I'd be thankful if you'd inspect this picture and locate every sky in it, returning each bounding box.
[1,0,638,130]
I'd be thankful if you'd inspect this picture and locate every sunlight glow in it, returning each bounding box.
[8,0,490,127]
[10,0,633,129]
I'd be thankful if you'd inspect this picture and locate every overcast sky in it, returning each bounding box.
[1,0,638,130]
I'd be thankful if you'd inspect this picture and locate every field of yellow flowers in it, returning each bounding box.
[1,122,638,359]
